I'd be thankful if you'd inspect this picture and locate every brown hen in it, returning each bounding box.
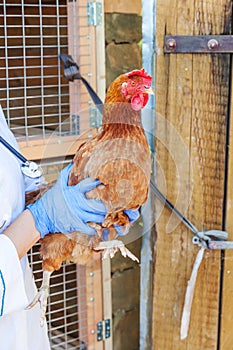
[27,68,153,325]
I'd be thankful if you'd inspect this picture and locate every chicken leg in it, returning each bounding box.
[26,235,138,326]
[26,270,51,326]
[26,233,76,326]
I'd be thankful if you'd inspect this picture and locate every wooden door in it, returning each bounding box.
[152,1,233,349]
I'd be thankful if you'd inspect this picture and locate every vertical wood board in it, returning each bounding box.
[102,258,113,350]
[67,0,94,134]
[104,0,142,14]
[152,0,231,349]
[220,57,233,349]
[86,254,104,350]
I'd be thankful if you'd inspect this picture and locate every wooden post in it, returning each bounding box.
[102,258,113,350]
[67,0,93,134]
[86,254,104,350]
[104,0,142,14]
[220,68,233,349]
[152,0,232,349]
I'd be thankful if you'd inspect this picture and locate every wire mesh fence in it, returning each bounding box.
[0,0,68,138]
[0,1,102,348]
[28,243,96,350]
[0,0,95,143]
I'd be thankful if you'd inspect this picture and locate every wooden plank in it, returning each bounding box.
[95,0,106,102]
[67,0,82,125]
[220,63,233,348]
[76,255,104,350]
[104,0,142,14]
[76,265,88,346]
[152,0,231,349]
[86,254,104,350]
[18,129,98,160]
[67,0,92,135]
[102,258,113,350]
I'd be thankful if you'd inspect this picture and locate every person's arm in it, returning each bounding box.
[4,164,140,259]
[0,165,106,318]
[3,209,40,259]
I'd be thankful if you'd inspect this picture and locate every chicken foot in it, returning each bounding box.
[25,270,52,327]
[94,240,139,262]
[26,236,138,326]
[26,233,76,326]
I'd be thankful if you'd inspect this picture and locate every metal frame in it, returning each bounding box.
[164,35,233,53]
[141,0,156,349]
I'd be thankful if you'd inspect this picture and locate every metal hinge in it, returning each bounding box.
[164,35,233,54]
[87,2,102,26]
[97,319,111,341]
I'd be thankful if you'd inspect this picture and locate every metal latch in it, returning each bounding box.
[87,2,102,26]
[97,319,111,341]
[164,35,233,53]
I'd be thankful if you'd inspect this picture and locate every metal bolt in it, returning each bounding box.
[90,296,94,302]
[207,39,219,50]
[89,271,94,277]
[91,329,95,334]
[166,38,177,50]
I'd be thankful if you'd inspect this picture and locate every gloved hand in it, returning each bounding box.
[27,163,107,238]
[114,209,140,236]
[102,208,140,240]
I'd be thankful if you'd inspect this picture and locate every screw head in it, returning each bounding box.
[166,38,177,50]
[207,39,219,50]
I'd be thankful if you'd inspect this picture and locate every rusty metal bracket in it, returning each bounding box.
[164,35,233,53]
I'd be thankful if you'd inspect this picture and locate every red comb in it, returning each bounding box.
[125,68,152,81]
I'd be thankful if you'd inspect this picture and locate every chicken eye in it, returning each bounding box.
[131,81,136,86]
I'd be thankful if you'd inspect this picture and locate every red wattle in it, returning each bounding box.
[131,93,149,111]
[131,95,143,111]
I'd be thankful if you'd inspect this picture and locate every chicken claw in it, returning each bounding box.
[94,240,139,263]
[25,270,51,327]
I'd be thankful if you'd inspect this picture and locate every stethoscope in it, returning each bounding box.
[0,136,43,179]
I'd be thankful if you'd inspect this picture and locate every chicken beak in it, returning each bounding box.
[144,86,154,95]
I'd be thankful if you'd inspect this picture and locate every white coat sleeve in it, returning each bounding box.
[0,235,28,316]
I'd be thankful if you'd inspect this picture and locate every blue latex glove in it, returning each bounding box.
[114,209,140,236]
[102,208,140,240]
[27,163,107,238]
